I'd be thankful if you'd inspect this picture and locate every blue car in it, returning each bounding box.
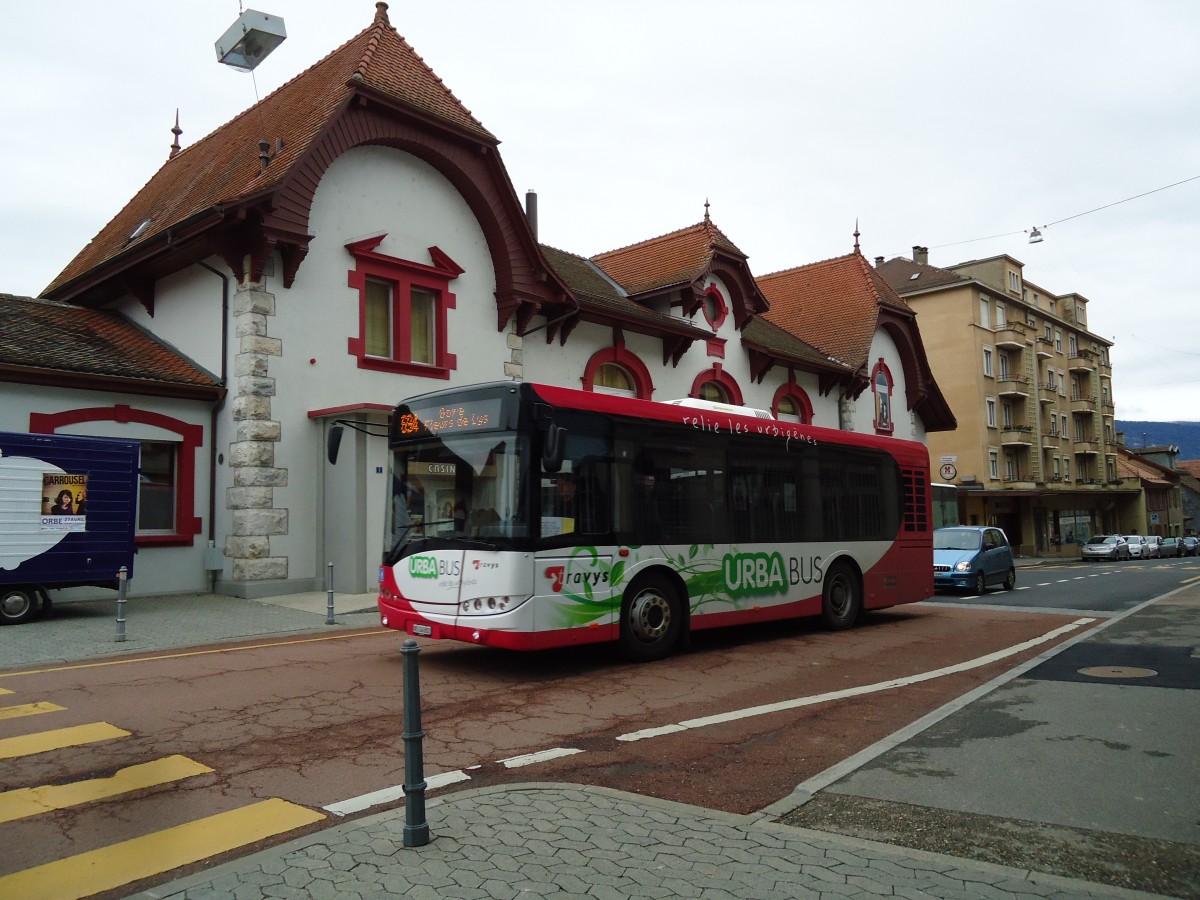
[933,526,1016,594]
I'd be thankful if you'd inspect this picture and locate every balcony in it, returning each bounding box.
[1001,426,1034,446]
[1039,383,1058,403]
[1068,351,1096,372]
[1070,394,1097,413]
[996,375,1031,397]
[1074,437,1100,455]
[1042,428,1062,442]
[994,323,1028,349]
[1035,336,1055,359]
[1001,476,1037,490]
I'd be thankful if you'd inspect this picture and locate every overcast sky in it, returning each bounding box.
[3,1,1197,422]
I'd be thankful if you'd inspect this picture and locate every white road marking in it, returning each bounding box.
[324,769,471,816]
[499,748,583,768]
[616,618,1095,743]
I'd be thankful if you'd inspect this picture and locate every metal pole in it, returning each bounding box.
[401,638,430,847]
[325,561,335,625]
[115,566,128,642]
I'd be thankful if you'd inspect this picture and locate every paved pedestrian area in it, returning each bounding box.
[137,784,1157,899]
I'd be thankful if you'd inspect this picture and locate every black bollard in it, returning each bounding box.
[401,638,430,847]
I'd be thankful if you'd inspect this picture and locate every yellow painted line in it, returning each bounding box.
[0,797,325,900]
[0,628,391,680]
[1182,574,1200,584]
[0,722,129,760]
[0,755,213,824]
[0,701,65,721]
[0,686,11,695]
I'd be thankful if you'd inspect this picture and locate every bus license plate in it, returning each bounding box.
[411,623,433,637]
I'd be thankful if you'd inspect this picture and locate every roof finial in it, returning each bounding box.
[374,2,390,26]
[169,109,183,159]
[853,218,861,252]
[703,198,711,225]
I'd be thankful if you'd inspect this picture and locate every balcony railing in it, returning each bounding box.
[1035,336,1054,359]
[994,323,1028,349]
[1001,426,1034,446]
[1070,394,1097,413]
[997,375,1031,397]
[1068,352,1096,372]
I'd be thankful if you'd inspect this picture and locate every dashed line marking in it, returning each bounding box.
[0,723,129,760]
[0,755,212,824]
[0,702,65,721]
[500,747,583,768]
[616,618,1094,742]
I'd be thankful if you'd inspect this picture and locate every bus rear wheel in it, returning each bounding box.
[820,562,860,630]
[0,588,38,625]
[619,576,682,662]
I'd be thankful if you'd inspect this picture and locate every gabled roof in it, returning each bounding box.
[591,217,750,298]
[540,244,711,342]
[758,252,911,369]
[875,256,971,295]
[0,294,222,400]
[47,3,490,298]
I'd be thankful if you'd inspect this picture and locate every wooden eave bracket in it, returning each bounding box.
[118,273,155,316]
[747,347,774,384]
[662,334,693,367]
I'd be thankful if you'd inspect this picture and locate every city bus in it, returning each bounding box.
[375,381,933,661]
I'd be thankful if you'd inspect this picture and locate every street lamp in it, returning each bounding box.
[215,9,287,72]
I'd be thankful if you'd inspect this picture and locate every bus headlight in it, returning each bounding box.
[460,595,528,616]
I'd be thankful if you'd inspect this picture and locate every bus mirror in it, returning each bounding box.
[327,423,344,464]
[543,422,566,473]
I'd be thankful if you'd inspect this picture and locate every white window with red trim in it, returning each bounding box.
[346,236,460,378]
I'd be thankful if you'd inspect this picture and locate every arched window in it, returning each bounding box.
[699,381,729,403]
[771,384,813,424]
[689,365,743,405]
[593,363,636,397]
[581,344,653,398]
[871,358,894,434]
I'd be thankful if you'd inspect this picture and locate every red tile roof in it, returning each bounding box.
[591,219,747,297]
[758,253,912,370]
[0,294,222,396]
[46,2,492,297]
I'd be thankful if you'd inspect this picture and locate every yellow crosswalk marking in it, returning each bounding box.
[0,701,65,721]
[0,687,11,695]
[0,797,326,900]
[0,722,129,760]
[0,755,213,824]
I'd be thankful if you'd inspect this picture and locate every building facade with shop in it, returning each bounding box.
[878,248,1135,556]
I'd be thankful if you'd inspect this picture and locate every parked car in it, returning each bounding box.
[1081,534,1130,561]
[1183,536,1200,557]
[933,526,1016,594]
[1144,535,1161,558]
[1125,535,1148,559]
[1159,537,1181,558]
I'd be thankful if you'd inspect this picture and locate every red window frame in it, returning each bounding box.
[29,406,203,547]
[771,384,814,424]
[871,358,895,435]
[690,364,744,405]
[346,236,461,379]
[581,342,654,398]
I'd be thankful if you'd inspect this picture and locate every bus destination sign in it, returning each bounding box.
[399,399,503,438]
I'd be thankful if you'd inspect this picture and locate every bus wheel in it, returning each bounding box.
[619,576,681,662]
[0,588,38,625]
[820,563,860,630]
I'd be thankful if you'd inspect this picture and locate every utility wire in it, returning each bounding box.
[916,172,1200,254]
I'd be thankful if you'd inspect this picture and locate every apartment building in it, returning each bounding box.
[878,248,1137,556]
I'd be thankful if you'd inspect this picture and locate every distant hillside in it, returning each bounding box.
[1116,421,1200,460]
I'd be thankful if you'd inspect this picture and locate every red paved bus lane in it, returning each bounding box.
[0,602,1087,895]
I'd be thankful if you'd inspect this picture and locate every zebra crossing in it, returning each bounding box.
[0,683,324,900]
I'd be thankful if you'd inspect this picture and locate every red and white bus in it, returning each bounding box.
[376,381,933,661]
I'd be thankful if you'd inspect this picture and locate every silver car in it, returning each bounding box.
[1081,534,1130,561]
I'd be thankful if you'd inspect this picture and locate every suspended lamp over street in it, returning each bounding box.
[215,9,286,72]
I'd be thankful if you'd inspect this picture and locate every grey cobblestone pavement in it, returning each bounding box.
[134,784,1158,899]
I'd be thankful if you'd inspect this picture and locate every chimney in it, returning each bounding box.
[525,189,538,242]
[912,245,928,265]
[874,256,884,267]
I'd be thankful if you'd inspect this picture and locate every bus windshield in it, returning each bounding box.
[387,432,528,557]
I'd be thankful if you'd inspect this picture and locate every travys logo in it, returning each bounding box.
[723,551,787,597]
[545,566,609,593]
[409,555,461,578]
